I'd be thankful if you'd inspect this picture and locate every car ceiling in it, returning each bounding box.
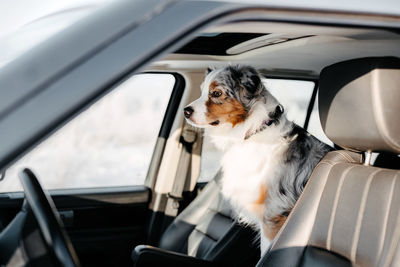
[151,21,400,76]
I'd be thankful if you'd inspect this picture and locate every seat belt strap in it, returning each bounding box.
[165,125,197,217]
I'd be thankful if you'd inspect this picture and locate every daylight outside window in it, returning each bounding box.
[0,74,175,192]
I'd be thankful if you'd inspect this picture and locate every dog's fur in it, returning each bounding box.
[184,65,333,253]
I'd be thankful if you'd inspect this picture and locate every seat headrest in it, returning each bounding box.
[319,57,400,154]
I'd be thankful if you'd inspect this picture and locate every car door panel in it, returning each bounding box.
[0,186,150,266]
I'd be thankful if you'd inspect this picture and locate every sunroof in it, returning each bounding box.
[174,32,267,55]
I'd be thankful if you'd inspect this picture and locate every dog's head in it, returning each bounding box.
[184,65,277,128]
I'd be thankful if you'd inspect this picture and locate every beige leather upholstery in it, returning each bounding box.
[271,151,362,250]
[319,57,400,154]
[259,57,400,267]
[262,151,400,266]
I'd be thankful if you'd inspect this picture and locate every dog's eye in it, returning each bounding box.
[211,91,222,98]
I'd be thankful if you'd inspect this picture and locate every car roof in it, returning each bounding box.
[152,21,400,76]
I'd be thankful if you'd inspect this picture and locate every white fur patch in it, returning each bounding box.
[185,69,223,127]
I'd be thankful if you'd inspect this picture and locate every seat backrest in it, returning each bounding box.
[258,57,400,267]
[159,172,259,266]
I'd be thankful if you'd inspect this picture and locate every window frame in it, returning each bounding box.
[0,72,185,195]
[146,72,186,139]
[143,72,185,188]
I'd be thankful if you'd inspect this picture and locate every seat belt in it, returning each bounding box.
[164,124,197,217]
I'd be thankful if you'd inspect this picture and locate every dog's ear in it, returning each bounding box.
[242,73,261,94]
[231,65,261,94]
[205,66,215,76]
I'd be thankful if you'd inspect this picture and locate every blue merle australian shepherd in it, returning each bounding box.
[184,65,333,253]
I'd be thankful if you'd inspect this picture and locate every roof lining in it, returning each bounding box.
[151,20,400,74]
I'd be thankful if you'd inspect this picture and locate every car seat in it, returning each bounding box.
[132,172,260,267]
[257,57,400,266]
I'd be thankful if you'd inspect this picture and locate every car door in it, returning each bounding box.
[0,1,215,265]
[0,72,184,266]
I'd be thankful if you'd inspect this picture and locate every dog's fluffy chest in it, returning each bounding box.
[220,141,283,224]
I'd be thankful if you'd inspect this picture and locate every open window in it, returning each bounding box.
[0,73,175,192]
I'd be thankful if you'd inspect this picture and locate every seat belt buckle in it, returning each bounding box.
[166,193,183,209]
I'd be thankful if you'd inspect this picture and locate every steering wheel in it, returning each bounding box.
[19,168,81,267]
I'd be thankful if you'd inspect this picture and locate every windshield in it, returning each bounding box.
[0,0,111,68]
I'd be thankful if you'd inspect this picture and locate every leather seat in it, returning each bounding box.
[132,172,260,267]
[257,57,400,267]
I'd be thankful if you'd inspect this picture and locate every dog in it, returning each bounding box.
[183,65,333,253]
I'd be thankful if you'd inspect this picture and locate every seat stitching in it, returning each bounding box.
[194,227,219,242]
[320,159,359,166]
[351,169,381,263]
[377,174,397,265]
[335,150,356,163]
[304,162,336,250]
[187,228,217,256]
[316,160,334,167]
[321,160,341,165]
[326,165,357,251]
[383,215,400,267]
[383,173,400,267]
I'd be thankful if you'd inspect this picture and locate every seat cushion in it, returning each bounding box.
[156,172,260,266]
[257,245,352,267]
[158,173,235,257]
[258,150,400,267]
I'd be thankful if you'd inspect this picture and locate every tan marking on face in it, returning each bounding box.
[209,81,219,90]
[206,98,246,127]
[205,82,247,127]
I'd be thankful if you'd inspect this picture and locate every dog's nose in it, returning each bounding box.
[184,106,194,118]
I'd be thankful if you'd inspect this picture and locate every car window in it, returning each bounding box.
[198,78,317,183]
[0,73,175,192]
[307,91,334,146]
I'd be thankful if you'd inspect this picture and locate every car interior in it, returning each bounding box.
[0,4,400,267]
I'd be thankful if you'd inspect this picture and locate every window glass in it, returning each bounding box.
[307,91,334,146]
[264,79,314,126]
[0,74,175,192]
[198,78,315,182]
